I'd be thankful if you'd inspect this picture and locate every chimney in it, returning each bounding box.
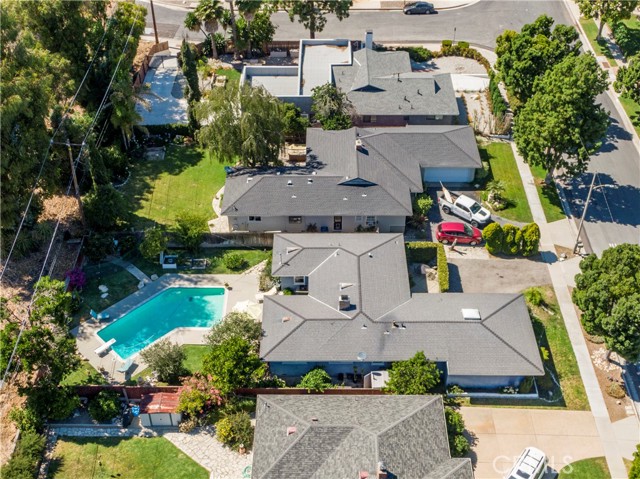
[377,462,388,479]
[355,138,364,151]
[364,29,373,50]
[339,294,351,311]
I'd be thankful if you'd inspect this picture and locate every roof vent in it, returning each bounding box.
[246,177,253,183]
[277,171,281,175]
[360,471,369,479]
[368,253,373,258]
[339,295,351,311]
[307,178,313,184]
[311,417,318,422]
[291,195,297,199]
[462,308,481,320]
[355,138,364,151]
[286,426,297,436]
[282,316,292,323]
[343,197,348,201]
[287,180,293,186]
[362,193,367,197]
[339,282,354,290]
[286,247,300,254]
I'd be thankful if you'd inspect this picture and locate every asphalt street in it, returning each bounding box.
[140,0,640,255]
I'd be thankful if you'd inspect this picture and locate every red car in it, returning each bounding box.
[435,221,482,245]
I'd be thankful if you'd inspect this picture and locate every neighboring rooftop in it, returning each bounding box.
[333,48,459,117]
[221,125,480,218]
[252,394,474,479]
[261,234,544,378]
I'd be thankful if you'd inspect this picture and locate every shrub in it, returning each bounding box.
[488,73,508,119]
[434,45,491,72]
[0,431,46,479]
[413,194,434,215]
[83,233,115,262]
[84,184,130,232]
[216,412,254,451]
[179,416,198,433]
[483,223,503,254]
[385,351,441,394]
[502,224,522,255]
[606,382,626,399]
[224,253,249,271]
[442,40,453,48]
[436,243,449,292]
[177,374,223,418]
[519,376,535,394]
[140,339,187,384]
[457,41,470,49]
[520,223,540,256]
[586,334,605,344]
[140,227,167,261]
[630,444,640,479]
[65,268,86,290]
[445,407,470,457]
[89,390,121,423]
[397,46,433,62]
[259,256,276,292]
[203,337,263,395]
[9,406,44,434]
[524,287,544,307]
[298,367,332,393]
[404,242,448,291]
[173,212,206,252]
[540,346,550,362]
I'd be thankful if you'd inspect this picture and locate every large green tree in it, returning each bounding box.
[283,0,352,39]
[513,53,609,181]
[615,54,640,105]
[140,339,187,384]
[202,336,262,395]
[572,244,640,360]
[576,0,640,40]
[496,15,581,107]
[185,0,225,59]
[206,311,262,352]
[196,84,285,167]
[384,351,441,395]
[311,83,353,130]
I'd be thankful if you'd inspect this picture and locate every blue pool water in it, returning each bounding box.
[97,287,225,360]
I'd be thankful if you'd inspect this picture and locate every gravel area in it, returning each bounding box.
[414,56,487,74]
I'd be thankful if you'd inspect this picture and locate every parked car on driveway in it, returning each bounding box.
[436,222,483,245]
[438,186,491,227]
[403,2,437,14]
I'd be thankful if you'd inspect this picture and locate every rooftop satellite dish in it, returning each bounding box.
[357,351,367,362]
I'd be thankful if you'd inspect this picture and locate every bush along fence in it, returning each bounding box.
[405,242,450,292]
[483,222,540,257]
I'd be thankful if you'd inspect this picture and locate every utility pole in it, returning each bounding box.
[573,173,615,255]
[66,140,86,227]
[150,0,159,45]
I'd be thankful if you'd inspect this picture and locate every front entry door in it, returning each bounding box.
[334,216,343,231]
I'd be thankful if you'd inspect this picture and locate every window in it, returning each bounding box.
[294,276,306,285]
[425,115,436,120]
[370,115,377,123]
[365,216,376,227]
[363,116,371,123]
[289,216,302,224]
[355,216,363,222]
[435,115,443,120]
[249,216,261,222]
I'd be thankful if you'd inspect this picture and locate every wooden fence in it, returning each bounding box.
[236,388,385,396]
[201,232,274,248]
[133,41,170,87]
[75,385,180,400]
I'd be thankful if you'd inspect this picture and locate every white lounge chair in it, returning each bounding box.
[94,338,116,356]
[90,309,110,321]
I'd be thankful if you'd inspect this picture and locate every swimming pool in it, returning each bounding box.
[97,287,226,360]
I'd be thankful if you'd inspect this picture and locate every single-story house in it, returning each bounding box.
[139,391,182,427]
[221,125,481,233]
[252,394,474,479]
[241,30,458,126]
[261,233,544,389]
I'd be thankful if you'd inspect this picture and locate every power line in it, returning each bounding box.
[0,15,114,282]
[0,9,143,389]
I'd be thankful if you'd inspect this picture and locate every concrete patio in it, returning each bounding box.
[73,272,260,382]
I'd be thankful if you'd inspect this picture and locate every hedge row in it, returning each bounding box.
[144,123,193,137]
[483,222,540,256]
[396,46,433,62]
[435,42,491,72]
[488,72,507,119]
[405,242,450,292]
[0,431,46,479]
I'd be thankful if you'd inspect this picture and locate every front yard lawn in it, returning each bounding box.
[121,145,227,229]
[48,437,208,479]
[619,94,640,136]
[530,164,566,223]
[477,142,533,223]
[580,18,618,66]
[613,17,640,58]
[559,457,611,479]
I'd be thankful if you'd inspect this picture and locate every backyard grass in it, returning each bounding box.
[60,360,106,386]
[132,344,209,384]
[477,142,533,223]
[215,67,241,84]
[76,262,139,323]
[121,145,227,228]
[48,436,208,479]
[619,94,640,136]
[580,18,618,66]
[530,164,566,223]
[559,457,611,479]
[132,248,270,278]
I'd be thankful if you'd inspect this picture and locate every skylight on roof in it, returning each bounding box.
[461,309,481,320]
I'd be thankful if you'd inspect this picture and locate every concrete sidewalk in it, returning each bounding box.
[511,142,633,479]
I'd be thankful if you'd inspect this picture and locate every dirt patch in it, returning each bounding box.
[133,40,155,71]
[0,384,25,466]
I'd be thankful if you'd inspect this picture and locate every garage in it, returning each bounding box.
[422,167,475,183]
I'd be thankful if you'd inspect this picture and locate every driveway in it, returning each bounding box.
[137,52,188,126]
[462,407,604,478]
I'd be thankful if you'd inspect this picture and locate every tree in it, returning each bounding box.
[185,0,224,59]
[576,0,639,40]
[207,311,262,352]
[520,223,541,257]
[311,83,353,130]
[572,244,640,359]
[181,40,201,103]
[247,10,277,55]
[495,15,580,107]
[109,78,150,150]
[173,212,206,252]
[140,227,167,261]
[483,222,504,254]
[298,367,332,392]
[615,54,640,105]
[237,0,262,57]
[513,53,609,182]
[84,183,130,231]
[384,351,441,395]
[502,224,522,256]
[203,336,262,395]
[445,407,470,457]
[282,102,310,142]
[140,339,187,384]
[630,444,640,479]
[283,0,352,39]
[88,390,121,422]
[196,83,286,167]
[30,276,72,329]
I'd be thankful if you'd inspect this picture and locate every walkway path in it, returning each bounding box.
[511,142,631,479]
[109,256,151,283]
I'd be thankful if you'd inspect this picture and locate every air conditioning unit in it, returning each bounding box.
[301,113,309,119]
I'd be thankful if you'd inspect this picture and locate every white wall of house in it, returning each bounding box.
[227,215,406,233]
[447,375,524,389]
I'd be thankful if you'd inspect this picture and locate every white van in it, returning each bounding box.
[505,447,548,479]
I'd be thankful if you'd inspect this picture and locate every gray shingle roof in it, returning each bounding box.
[333,49,459,117]
[261,234,544,378]
[252,395,474,479]
[221,126,480,217]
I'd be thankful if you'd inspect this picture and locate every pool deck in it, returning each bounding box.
[73,272,260,382]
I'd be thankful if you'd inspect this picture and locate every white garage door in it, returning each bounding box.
[422,167,474,183]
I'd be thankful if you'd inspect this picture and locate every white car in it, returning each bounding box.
[505,447,548,479]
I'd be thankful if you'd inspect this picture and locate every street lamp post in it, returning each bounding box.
[573,173,614,254]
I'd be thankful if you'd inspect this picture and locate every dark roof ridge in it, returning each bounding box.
[221,175,265,215]
[271,237,316,275]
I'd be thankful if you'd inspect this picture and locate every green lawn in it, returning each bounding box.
[132,248,270,278]
[215,67,241,84]
[559,457,611,479]
[61,360,106,386]
[76,263,139,323]
[619,94,640,136]
[530,164,566,223]
[48,437,208,479]
[132,344,209,385]
[580,18,618,66]
[121,145,228,228]
[614,17,640,58]
[478,142,533,223]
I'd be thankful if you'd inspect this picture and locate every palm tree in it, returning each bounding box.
[184,0,224,59]
[227,0,241,61]
[236,0,261,58]
[109,79,151,150]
